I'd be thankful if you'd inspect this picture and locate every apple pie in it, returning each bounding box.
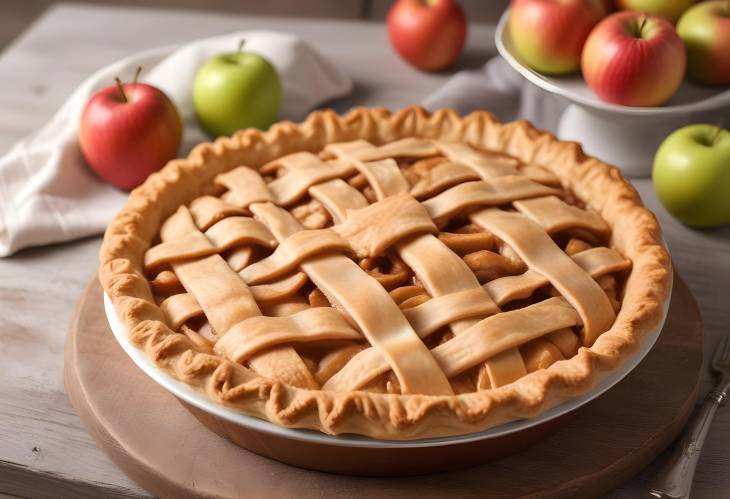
[100,106,671,440]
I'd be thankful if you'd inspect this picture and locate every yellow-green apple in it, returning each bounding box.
[582,12,686,106]
[615,0,695,24]
[387,0,467,71]
[653,124,730,227]
[509,0,606,75]
[677,0,730,84]
[79,73,182,191]
[193,41,282,137]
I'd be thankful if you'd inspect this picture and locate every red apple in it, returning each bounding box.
[582,12,686,106]
[387,0,467,71]
[677,0,730,84]
[509,0,606,75]
[80,73,182,191]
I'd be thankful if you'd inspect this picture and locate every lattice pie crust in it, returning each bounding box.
[100,107,671,439]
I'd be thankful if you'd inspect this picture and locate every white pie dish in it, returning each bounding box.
[104,272,671,449]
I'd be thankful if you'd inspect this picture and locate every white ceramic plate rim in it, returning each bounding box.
[495,9,730,117]
[105,275,671,449]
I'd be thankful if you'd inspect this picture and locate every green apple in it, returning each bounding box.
[616,0,696,24]
[653,124,730,227]
[677,1,730,84]
[193,42,282,137]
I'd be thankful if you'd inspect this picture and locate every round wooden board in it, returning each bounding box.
[65,274,703,498]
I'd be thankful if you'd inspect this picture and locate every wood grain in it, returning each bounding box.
[65,275,701,498]
[0,0,367,50]
[0,3,729,498]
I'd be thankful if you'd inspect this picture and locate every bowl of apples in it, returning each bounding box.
[496,0,730,177]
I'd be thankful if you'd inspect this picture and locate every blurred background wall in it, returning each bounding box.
[0,0,510,50]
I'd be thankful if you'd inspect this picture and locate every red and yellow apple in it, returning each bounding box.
[615,0,695,24]
[653,124,730,227]
[677,0,730,84]
[387,0,467,71]
[581,11,686,106]
[509,0,606,75]
[80,73,182,191]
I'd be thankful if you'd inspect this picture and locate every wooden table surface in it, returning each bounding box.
[0,3,728,498]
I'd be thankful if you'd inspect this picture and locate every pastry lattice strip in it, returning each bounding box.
[316,140,616,388]
[158,207,319,390]
[161,243,627,375]
[145,138,628,395]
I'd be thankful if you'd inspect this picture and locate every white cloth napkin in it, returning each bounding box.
[423,56,569,134]
[0,31,352,257]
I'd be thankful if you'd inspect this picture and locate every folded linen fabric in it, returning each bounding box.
[423,56,568,133]
[0,31,352,256]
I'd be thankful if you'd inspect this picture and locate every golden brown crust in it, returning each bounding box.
[99,106,672,440]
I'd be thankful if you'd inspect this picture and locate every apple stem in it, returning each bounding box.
[638,17,648,37]
[114,77,128,104]
[238,39,246,53]
[710,119,725,146]
[133,66,142,85]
